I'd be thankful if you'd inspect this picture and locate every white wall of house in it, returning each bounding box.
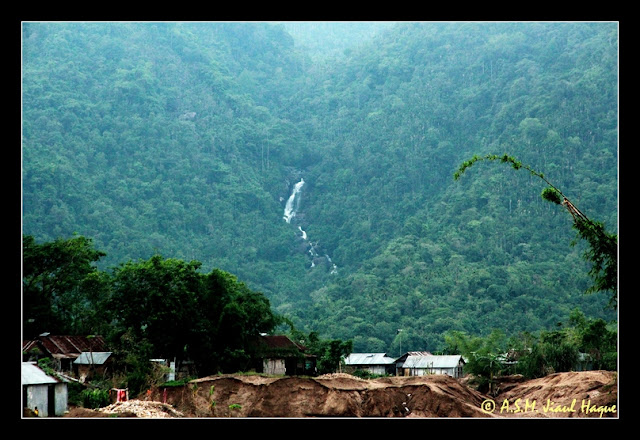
[54,383,68,415]
[25,384,49,416]
[365,365,389,375]
[263,358,286,375]
[408,366,463,378]
[24,383,68,417]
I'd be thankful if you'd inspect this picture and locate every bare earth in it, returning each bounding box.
[64,370,617,418]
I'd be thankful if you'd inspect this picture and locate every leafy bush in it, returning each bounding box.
[81,388,110,409]
[67,381,87,406]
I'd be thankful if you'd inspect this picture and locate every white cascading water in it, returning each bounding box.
[326,254,338,274]
[283,178,304,223]
[282,177,338,274]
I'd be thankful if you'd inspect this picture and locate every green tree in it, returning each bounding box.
[517,328,579,379]
[568,309,617,370]
[195,269,281,373]
[291,330,353,375]
[109,255,202,363]
[23,234,107,337]
[108,328,155,395]
[109,256,281,376]
[517,342,547,379]
[538,330,579,373]
[444,329,507,395]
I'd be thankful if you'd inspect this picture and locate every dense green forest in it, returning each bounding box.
[22,22,617,358]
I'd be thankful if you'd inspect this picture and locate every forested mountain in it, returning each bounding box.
[22,21,618,355]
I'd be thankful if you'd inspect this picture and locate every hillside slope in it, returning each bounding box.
[283,22,618,350]
[22,22,618,353]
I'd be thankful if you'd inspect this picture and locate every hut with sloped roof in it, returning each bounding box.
[23,333,108,373]
[22,362,68,417]
[396,352,465,378]
[250,335,316,376]
[73,351,113,382]
[343,353,396,375]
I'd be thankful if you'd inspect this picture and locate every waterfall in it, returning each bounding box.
[283,178,304,223]
[282,177,339,274]
[326,254,338,274]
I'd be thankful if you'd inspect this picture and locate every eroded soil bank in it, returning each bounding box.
[64,370,617,418]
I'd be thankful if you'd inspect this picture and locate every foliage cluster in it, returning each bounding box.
[444,309,616,394]
[81,388,111,409]
[351,369,388,380]
[279,22,617,352]
[288,330,353,375]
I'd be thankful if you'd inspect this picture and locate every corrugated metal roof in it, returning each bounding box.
[22,335,107,359]
[260,335,305,351]
[73,352,112,365]
[22,362,59,385]
[344,353,396,365]
[401,354,464,369]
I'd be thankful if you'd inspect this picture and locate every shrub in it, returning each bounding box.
[81,388,110,409]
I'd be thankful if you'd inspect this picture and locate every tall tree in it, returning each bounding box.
[23,234,107,337]
[109,255,203,363]
[195,268,281,373]
[444,329,507,395]
[108,256,281,375]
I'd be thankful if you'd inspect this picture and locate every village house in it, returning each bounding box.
[22,362,68,417]
[251,335,317,376]
[23,333,109,373]
[343,351,467,378]
[394,351,431,376]
[73,351,113,382]
[343,353,396,375]
[149,357,197,382]
[396,352,466,378]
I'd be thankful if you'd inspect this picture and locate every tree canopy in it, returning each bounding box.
[23,234,107,337]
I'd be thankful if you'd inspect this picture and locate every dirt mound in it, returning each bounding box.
[96,400,186,418]
[493,370,617,418]
[159,373,491,418]
[64,400,184,418]
[61,371,617,418]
